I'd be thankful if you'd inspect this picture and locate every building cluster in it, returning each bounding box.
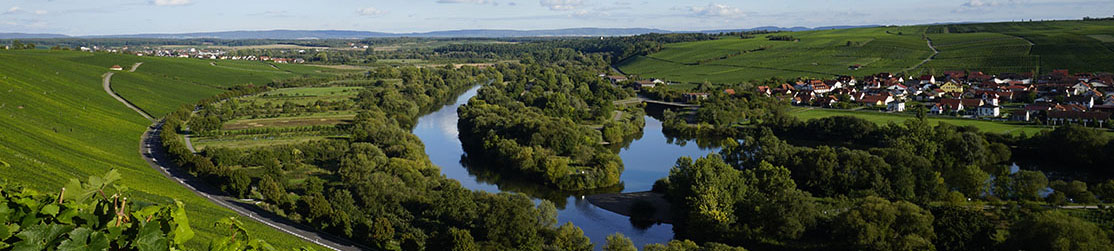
[757,70,1114,127]
[78,46,305,64]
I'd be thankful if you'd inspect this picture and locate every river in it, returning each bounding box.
[412,85,721,248]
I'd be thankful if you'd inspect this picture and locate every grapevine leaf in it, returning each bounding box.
[170,201,193,245]
[62,178,95,203]
[134,220,169,251]
[0,223,9,240]
[40,204,60,217]
[0,242,9,249]
[56,208,79,225]
[12,223,73,251]
[57,227,110,251]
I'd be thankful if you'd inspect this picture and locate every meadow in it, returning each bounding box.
[0,50,324,249]
[619,19,1114,83]
[792,107,1064,135]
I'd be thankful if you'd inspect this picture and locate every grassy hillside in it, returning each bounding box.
[0,50,324,249]
[619,19,1114,83]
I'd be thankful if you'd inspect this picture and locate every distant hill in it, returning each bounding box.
[695,25,879,34]
[0,33,69,39]
[81,28,672,39]
[4,26,884,39]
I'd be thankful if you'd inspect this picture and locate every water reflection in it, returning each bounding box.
[413,86,720,247]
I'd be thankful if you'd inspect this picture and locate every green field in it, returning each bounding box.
[792,108,1052,135]
[0,50,320,249]
[619,19,1114,83]
[191,86,360,150]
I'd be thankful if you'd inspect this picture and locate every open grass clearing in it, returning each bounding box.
[791,108,1052,135]
[222,113,356,130]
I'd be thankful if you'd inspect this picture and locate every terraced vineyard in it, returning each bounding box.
[619,19,1114,83]
[0,50,336,249]
[190,86,365,151]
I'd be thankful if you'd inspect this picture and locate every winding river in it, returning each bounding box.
[412,86,720,247]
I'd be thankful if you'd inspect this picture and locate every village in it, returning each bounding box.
[605,70,1114,129]
[77,45,308,64]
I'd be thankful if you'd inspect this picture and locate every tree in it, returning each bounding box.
[550,223,593,251]
[603,233,637,251]
[1011,170,1049,201]
[258,175,287,206]
[833,197,935,251]
[948,165,989,198]
[431,228,478,251]
[1007,211,1113,251]
[1051,180,1099,203]
[930,206,996,251]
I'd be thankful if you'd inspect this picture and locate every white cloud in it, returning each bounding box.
[151,0,192,6]
[33,10,47,15]
[438,0,497,4]
[4,6,21,14]
[957,0,1029,11]
[689,3,743,17]
[540,0,585,11]
[357,7,388,16]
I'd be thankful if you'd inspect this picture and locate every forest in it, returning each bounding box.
[456,54,644,191]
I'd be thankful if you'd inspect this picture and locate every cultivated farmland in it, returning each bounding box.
[619,19,1114,83]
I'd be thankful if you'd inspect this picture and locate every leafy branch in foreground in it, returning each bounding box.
[0,169,309,251]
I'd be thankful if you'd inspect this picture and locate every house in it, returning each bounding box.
[109,65,124,71]
[774,84,796,95]
[1105,95,1114,105]
[605,75,628,83]
[812,83,832,94]
[815,96,839,107]
[1010,110,1032,122]
[633,80,656,90]
[1072,82,1093,96]
[887,101,906,112]
[1047,111,1111,127]
[918,75,936,85]
[683,93,710,102]
[977,104,1001,117]
[793,92,816,105]
[724,89,737,95]
[939,82,964,93]
[935,98,983,114]
[1065,96,1096,109]
[756,86,771,96]
[858,94,893,106]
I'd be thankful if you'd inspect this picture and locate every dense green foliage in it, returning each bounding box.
[458,61,642,190]
[0,170,296,251]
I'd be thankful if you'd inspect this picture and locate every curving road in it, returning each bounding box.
[905,37,939,72]
[103,63,155,122]
[104,64,366,251]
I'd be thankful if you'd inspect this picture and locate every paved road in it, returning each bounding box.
[102,65,367,251]
[129,62,143,72]
[139,122,363,251]
[103,65,155,122]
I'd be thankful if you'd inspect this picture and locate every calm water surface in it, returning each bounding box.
[412,86,719,247]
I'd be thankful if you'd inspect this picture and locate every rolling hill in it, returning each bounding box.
[618,19,1114,83]
[0,50,336,249]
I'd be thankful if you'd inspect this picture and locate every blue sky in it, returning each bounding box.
[1,0,1111,35]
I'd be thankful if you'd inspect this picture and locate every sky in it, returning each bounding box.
[1,0,1112,35]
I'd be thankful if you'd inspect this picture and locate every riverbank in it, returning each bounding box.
[586,191,674,223]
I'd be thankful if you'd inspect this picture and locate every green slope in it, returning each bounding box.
[0,50,322,249]
[619,19,1114,83]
